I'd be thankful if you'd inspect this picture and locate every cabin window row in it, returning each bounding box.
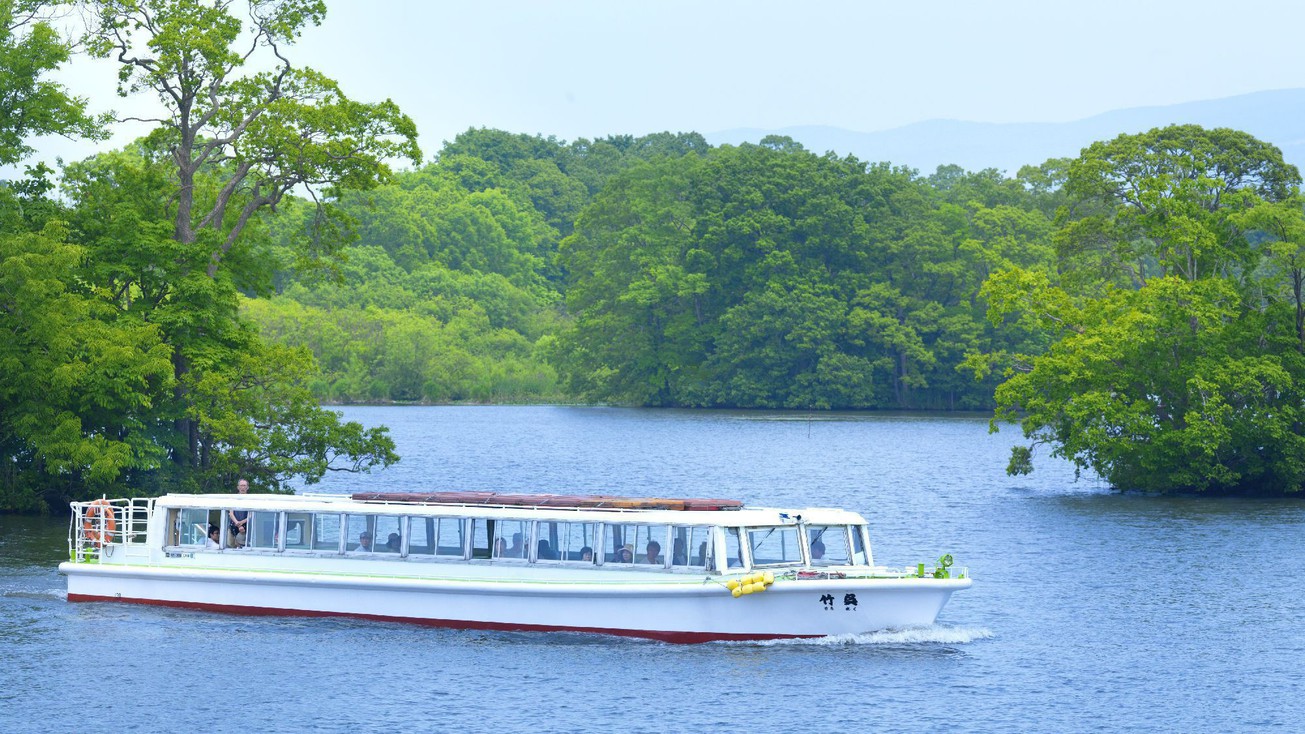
[168,508,869,569]
[169,509,718,569]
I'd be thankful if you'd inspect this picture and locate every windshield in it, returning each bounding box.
[747,526,803,566]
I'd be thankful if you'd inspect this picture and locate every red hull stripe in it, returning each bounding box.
[66,594,812,644]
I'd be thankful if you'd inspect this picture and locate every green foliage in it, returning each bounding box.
[0,0,425,509]
[1006,445,1033,476]
[243,294,559,404]
[986,125,1305,494]
[989,274,1305,493]
[71,0,420,487]
[14,12,1299,507]
[246,158,569,405]
[1058,125,1298,287]
[341,169,556,291]
[0,1,105,164]
[556,145,1055,409]
[81,0,420,273]
[242,131,719,408]
[183,334,398,488]
[0,224,173,509]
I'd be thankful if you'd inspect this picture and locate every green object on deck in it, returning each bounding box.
[932,554,953,579]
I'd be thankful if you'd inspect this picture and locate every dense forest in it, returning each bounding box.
[3,0,1304,509]
[252,130,1056,411]
[240,125,1305,495]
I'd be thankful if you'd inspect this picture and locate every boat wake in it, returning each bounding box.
[744,625,994,647]
[2,588,68,602]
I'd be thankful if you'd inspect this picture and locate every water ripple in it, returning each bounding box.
[3,406,1304,734]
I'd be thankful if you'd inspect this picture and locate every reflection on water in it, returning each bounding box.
[3,406,1303,733]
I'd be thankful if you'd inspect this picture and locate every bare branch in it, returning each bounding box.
[197,160,254,229]
[206,185,276,277]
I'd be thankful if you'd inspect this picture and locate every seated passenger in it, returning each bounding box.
[537,539,556,560]
[643,540,662,564]
[617,544,634,563]
[810,539,826,562]
[205,524,222,550]
[579,546,593,562]
[672,538,687,565]
[386,532,401,552]
[355,532,373,552]
[493,537,507,557]
[696,541,708,566]
[506,532,525,558]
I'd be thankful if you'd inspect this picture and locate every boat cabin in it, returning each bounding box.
[146,491,874,574]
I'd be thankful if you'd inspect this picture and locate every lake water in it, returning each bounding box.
[3,406,1303,732]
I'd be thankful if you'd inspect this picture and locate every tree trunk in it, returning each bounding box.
[171,349,194,468]
[1294,267,1304,353]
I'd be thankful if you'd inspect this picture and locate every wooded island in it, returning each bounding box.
[3,0,1303,509]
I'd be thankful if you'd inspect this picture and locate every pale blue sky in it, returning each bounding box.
[36,0,1305,164]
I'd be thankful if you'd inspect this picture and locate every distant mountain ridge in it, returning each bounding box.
[705,88,1305,174]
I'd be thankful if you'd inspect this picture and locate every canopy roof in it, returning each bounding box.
[350,492,743,512]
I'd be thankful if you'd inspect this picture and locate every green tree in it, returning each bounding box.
[0,0,103,165]
[986,272,1305,493]
[67,0,419,490]
[83,0,420,280]
[985,126,1305,493]
[559,155,705,404]
[1232,197,1305,351]
[1058,125,1297,288]
[0,224,173,509]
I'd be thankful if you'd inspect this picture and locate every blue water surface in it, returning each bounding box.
[2,406,1302,733]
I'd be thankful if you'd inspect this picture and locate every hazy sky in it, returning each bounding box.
[35,0,1305,164]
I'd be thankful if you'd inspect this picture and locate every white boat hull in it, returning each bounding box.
[61,561,968,642]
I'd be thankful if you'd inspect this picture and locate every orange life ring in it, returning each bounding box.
[82,499,118,546]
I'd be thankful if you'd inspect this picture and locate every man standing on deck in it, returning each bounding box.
[228,479,250,547]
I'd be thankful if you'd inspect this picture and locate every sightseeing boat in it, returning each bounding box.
[60,491,971,642]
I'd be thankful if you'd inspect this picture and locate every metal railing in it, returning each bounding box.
[68,497,154,563]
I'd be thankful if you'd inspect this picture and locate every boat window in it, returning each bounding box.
[805,525,850,565]
[537,521,598,563]
[672,526,712,569]
[470,519,491,558]
[313,513,342,552]
[493,519,530,560]
[747,526,801,566]
[724,527,745,568]
[530,521,559,561]
[345,514,375,553]
[374,515,403,554]
[407,517,433,554]
[165,509,179,545]
[637,525,670,566]
[603,524,632,564]
[175,508,214,546]
[284,513,313,550]
[247,511,281,550]
[851,525,869,565]
[435,517,467,558]
[605,524,669,566]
